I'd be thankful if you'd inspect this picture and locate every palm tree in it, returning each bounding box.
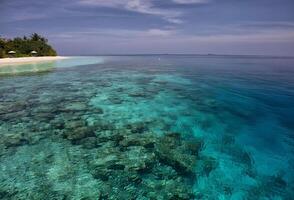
[31,33,48,42]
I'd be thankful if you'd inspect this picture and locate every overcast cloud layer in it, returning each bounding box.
[1,0,294,56]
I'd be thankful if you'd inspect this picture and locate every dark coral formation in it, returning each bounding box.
[71,122,200,199]
[0,101,203,199]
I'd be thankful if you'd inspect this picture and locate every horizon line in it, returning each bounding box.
[61,53,294,59]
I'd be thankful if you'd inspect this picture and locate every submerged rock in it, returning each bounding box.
[61,102,88,112]
[0,101,27,114]
[142,177,195,200]
[155,133,199,176]
[126,122,149,134]
[128,91,148,98]
[96,131,124,144]
[65,120,85,130]
[90,145,156,174]
[91,121,115,132]
[2,133,29,148]
[63,126,95,142]
[99,81,112,87]
[79,137,98,149]
[119,133,156,149]
[156,146,196,176]
[122,146,156,172]
[50,118,65,130]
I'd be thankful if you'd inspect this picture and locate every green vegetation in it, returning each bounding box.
[0,33,57,58]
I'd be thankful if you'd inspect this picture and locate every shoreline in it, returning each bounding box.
[0,56,69,66]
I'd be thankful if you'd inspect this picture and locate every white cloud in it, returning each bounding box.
[52,28,177,39]
[79,0,183,23]
[52,26,294,45]
[50,27,294,56]
[145,29,176,36]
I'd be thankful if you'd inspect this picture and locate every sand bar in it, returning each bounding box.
[0,56,69,66]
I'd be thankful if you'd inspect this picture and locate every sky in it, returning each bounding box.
[1,0,294,56]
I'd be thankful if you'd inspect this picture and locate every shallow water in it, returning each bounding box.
[0,55,294,199]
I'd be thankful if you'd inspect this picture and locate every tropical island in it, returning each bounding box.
[0,33,57,58]
[0,33,68,66]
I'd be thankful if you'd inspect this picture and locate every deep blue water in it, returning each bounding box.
[0,55,293,199]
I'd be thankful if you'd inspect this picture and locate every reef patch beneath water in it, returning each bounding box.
[1,57,294,200]
[0,114,208,199]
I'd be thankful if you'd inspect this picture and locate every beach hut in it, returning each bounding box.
[8,51,16,58]
[31,51,37,57]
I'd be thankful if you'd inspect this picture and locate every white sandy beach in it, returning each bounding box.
[0,56,69,66]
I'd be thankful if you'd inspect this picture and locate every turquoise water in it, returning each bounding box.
[0,55,293,199]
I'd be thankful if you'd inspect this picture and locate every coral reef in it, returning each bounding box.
[1,56,293,199]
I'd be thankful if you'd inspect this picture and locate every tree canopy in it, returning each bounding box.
[0,33,57,58]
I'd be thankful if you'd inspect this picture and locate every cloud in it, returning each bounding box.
[79,0,183,23]
[239,21,294,30]
[52,28,177,39]
[0,12,47,22]
[49,26,294,56]
[145,29,176,36]
[50,24,294,44]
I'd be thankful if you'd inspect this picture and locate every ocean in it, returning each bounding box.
[0,55,293,199]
